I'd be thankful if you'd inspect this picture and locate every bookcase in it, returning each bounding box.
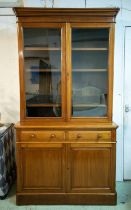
[14,7,119,205]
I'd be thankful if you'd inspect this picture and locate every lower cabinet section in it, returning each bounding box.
[17,143,66,193]
[16,135,116,205]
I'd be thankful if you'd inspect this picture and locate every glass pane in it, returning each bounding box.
[23,28,61,117]
[72,28,109,117]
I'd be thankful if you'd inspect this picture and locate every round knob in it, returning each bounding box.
[31,134,36,138]
[97,134,102,139]
[77,134,81,139]
[50,134,56,138]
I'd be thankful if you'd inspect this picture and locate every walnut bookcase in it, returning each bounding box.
[14,7,119,205]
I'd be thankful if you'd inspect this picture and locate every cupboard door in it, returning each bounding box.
[20,23,66,119]
[67,23,114,121]
[67,143,115,193]
[17,143,66,192]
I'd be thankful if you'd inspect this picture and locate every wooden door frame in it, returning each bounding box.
[18,22,66,122]
[66,22,115,123]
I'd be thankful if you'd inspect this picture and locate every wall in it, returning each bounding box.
[0,0,131,181]
[0,9,19,123]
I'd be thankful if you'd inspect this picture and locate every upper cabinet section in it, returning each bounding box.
[14,8,119,122]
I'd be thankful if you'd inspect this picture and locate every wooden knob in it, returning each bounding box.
[77,134,81,139]
[97,134,102,139]
[31,134,36,138]
[50,134,56,138]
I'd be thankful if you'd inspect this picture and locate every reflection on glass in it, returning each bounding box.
[72,28,109,117]
[23,28,61,117]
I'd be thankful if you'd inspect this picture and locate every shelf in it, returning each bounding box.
[25,57,44,60]
[26,69,60,72]
[26,68,106,73]
[72,48,108,51]
[72,69,107,72]
[24,56,60,60]
[24,47,61,51]
[73,104,106,107]
[27,104,61,107]
[24,47,107,51]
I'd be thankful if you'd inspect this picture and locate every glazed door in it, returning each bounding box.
[67,23,114,122]
[19,23,66,120]
[17,143,66,192]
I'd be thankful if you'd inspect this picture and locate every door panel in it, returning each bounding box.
[68,143,113,193]
[17,143,66,192]
[19,23,66,120]
[66,23,114,121]
[124,27,131,180]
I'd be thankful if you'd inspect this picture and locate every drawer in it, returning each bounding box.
[68,131,111,142]
[20,131,65,142]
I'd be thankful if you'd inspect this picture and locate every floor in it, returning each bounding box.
[0,182,131,210]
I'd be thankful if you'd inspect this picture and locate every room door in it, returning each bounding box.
[124,27,131,180]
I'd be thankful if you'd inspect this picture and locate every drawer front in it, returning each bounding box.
[68,131,111,142]
[20,131,65,142]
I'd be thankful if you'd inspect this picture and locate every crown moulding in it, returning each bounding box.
[13,7,119,17]
[13,7,119,23]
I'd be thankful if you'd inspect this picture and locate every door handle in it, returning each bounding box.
[125,105,131,112]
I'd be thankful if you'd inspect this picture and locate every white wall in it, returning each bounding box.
[0,8,19,123]
[0,0,131,181]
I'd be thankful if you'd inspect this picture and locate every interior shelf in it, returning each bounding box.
[25,57,44,60]
[25,56,60,60]
[24,47,107,51]
[27,104,61,107]
[26,69,60,72]
[72,69,107,72]
[26,69,107,73]
[73,104,106,107]
[24,47,61,51]
[72,48,108,51]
